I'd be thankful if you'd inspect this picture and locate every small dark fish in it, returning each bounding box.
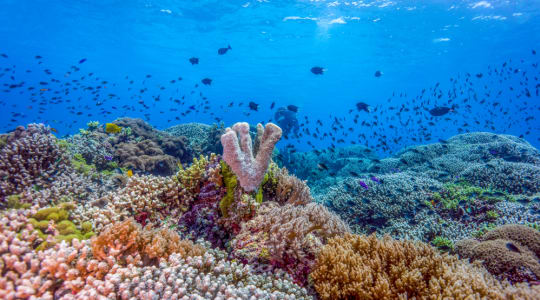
[79,58,87,64]
[349,171,359,177]
[35,55,42,59]
[189,57,199,65]
[218,45,231,55]
[356,102,371,112]
[476,73,483,78]
[0,53,8,58]
[532,49,536,55]
[311,66,324,75]
[201,78,212,85]
[358,180,369,190]
[317,163,328,171]
[287,105,299,113]
[374,70,383,77]
[429,106,455,117]
[270,102,275,109]
[248,101,259,111]
[506,242,520,253]
[489,149,498,155]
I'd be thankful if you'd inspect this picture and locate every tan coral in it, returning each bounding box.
[310,233,540,300]
[274,166,313,205]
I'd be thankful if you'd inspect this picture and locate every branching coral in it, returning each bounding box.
[0,124,69,202]
[91,218,205,265]
[221,122,282,192]
[310,233,540,300]
[231,202,350,283]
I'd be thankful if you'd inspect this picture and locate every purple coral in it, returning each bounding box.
[220,122,282,192]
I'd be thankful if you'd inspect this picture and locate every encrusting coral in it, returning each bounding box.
[310,233,540,300]
[455,224,540,283]
[221,122,282,192]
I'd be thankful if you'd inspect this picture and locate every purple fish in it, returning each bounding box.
[489,149,498,155]
[104,155,113,161]
[370,176,381,184]
[358,180,369,190]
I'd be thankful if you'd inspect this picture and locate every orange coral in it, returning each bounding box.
[91,218,204,264]
[310,233,540,300]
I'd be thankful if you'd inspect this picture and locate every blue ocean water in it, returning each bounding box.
[0,0,539,154]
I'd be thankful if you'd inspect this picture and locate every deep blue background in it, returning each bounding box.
[1,0,539,154]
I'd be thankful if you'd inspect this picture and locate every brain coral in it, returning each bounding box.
[455,224,540,283]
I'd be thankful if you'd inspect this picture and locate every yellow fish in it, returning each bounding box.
[126,169,133,177]
[105,123,122,134]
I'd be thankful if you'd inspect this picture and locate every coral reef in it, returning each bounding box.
[455,224,540,283]
[310,233,540,300]
[317,132,540,243]
[1,122,539,300]
[0,209,310,299]
[221,122,282,192]
[66,117,190,176]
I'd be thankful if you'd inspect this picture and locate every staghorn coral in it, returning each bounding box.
[310,233,540,300]
[455,224,540,283]
[221,122,282,192]
[231,202,350,284]
[0,124,70,203]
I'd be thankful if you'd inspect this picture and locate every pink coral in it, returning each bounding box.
[231,202,350,284]
[221,122,282,192]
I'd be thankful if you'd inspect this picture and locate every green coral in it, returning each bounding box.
[177,154,209,194]
[55,138,72,151]
[431,236,454,251]
[0,134,7,150]
[71,153,96,175]
[219,160,238,217]
[29,203,94,250]
[86,121,100,131]
[485,210,500,220]
[472,223,497,238]
[432,182,513,212]
[6,194,31,209]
